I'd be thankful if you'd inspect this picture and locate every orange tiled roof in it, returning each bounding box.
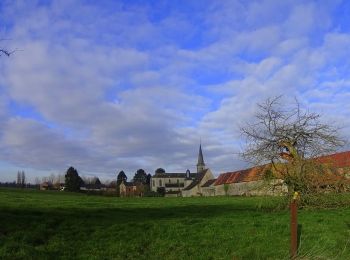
[215,151,350,186]
[315,151,350,168]
[214,165,267,186]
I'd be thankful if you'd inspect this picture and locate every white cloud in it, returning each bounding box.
[0,0,350,182]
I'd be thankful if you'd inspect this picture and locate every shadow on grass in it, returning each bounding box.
[0,202,280,225]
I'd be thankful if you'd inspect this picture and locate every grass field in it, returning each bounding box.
[0,188,349,259]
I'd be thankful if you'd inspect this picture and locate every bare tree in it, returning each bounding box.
[0,48,13,57]
[16,170,26,188]
[34,177,41,185]
[21,171,26,187]
[0,39,17,57]
[241,96,345,193]
[48,173,55,184]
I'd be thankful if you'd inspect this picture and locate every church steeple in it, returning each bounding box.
[197,143,206,173]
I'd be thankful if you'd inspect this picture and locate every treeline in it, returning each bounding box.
[4,166,159,196]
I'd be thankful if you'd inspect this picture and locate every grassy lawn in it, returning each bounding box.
[0,188,349,259]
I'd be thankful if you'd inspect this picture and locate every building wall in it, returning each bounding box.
[119,183,138,197]
[214,179,288,196]
[151,176,185,192]
[182,169,215,197]
[181,186,199,197]
[202,187,216,196]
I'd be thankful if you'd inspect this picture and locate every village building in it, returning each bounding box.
[151,144,215,197]
[212,151,350,196]
[201,179,217,196]
[40,181,51,191]
[119,181,138,197]
[213,165,287,196]
[118,180,148,197]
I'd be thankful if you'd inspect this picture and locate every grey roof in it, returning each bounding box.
[201,179,216,188]
[197,144,205,167]
[152,172,198,178]
[119,181,136,187]
[183,169,207,191]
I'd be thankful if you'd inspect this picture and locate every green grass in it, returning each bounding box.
[0,188,349,259]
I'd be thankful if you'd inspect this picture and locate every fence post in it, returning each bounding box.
[290,192,299,259]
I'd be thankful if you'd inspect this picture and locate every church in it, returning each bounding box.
[150,144,214,197]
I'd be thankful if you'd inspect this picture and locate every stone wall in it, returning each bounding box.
[215,179,288,196]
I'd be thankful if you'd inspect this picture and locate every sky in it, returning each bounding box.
[1,0,350,182]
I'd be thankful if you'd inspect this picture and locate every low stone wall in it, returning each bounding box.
[215,179,288,196]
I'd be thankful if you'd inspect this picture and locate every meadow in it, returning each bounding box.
[0,188,349,259]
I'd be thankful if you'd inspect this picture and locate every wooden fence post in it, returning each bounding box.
[290,192,299,259]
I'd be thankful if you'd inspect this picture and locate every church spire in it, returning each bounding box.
[197,143,205,173]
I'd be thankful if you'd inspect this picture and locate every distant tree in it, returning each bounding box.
[64,167,83,192]
[224,184,229,196]
[117,170,127,185]
[155,168,165,174]
[93,177,101,189]
[21,171,25,188]
[133,169,147,184]
[146,174,151,185]
[108,180,117,189]
[16,171,25,188]
[34,177,41,185]
[16,171,21,187]
[48,173,55,184]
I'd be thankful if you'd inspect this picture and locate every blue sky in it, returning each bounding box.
[1,0,350,182]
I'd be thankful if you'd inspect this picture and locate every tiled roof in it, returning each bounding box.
[215,151,350,186]
[183,169,207,191]
[214,166,266,186]
[201,179,216,187]
[123,182,136,187]
[315,151,350,168]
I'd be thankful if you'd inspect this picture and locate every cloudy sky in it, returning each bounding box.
[1,0,350,182]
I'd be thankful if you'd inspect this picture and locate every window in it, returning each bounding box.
[152,180,155,187]
[159,179,162,186]
[177,179,179,184]
[169,179,171,183]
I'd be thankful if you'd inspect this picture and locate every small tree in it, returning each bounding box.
[117,170,127,185]
[241,96,345,194]
[16,171,25,188]
[64,167,83,192]
[224,184,230,196]
[92,177,101,189]
[133,169,147,184]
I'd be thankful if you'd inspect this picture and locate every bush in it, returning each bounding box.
[143,191,162,197]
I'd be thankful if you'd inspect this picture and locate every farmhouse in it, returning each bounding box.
[212,151,350,196]
[119,180,145,197]
[213,165,287,196]
[150,144,215,197]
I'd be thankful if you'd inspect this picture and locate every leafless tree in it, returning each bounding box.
[0,48,13,57]
[48,173,55,184]
[16,170,26,188]
[0,39,17,57]
[34,177,41,185]
[240,96,345,192]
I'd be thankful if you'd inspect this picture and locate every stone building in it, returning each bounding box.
[212,151,350,196]
[150,144,215,197]
[214,165,287,196]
